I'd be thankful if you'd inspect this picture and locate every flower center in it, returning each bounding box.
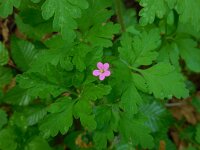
[100,69,104,73]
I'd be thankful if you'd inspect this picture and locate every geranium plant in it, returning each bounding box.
[0,0,200,149]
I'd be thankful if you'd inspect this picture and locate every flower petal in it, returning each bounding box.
[103,70,111,77]
[99,74,105,80]
[93,70,100,76]
[97,62,104,70]
[103,63,109,70]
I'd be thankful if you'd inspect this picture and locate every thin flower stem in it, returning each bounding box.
[128,65,141,72]
[165,102,186,107]
[120,58,141,72]
[114,0,125,32]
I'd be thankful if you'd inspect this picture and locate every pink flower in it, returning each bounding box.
[93,62,111,80]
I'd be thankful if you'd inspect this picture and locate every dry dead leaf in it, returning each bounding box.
[169,98,197,125]
[170,130,180,146]
[159,140,166,150]
[75,132,93,148]
[0,19,9,43]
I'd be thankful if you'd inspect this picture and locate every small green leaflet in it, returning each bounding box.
[93,131,114,149]
[2,86,32,106]
[30,48,73,72]
[39,98,74,138]
[138,0,175,25]
[157,42,180,70]
[120,81,142,115]
[41,0,88,42]
[80,83,111,101]
[140,101,165,132]
[74,100,97,130]
[0,128,17,150]
[77,0,113,31]
[139,63,189,99]
[77,0,119,48]
[30,0,41,3]
[15,11,53,40]
[11,37,39,71]
[177,38,200,73]
[0,109,7,129]
[158,37,200,73]
[27,108,47,126]
[119,114,154,148]
[25,136,51,150]
[71,43,93,71]
[119,28,161,67]
[132,73,148,93]
[10,112,28,131]
[0,0,21,18]
[93,106,119,149]
[85,23,120,48]
[16,65,68,99]
[74,83,111,130]
[176,0,200,31]
[0,66,12,89]
[195,124,200,144]
[0,42,9,66]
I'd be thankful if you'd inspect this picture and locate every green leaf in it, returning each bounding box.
[25,136,51,150]
[120,81,143,115]
[47,97,71,113]
[176,0,200,31]
[78,113,97,130]
[0,0,21,18]
[27,108,47,126]
[77,0,119,48]
[44,35,67,49]
[85,47,103,68]
[80,83,111,101]
[78,0,120,48]
[195,124,200,144]
[132,73,148,93]
[140,101,165,132]
[2,86,32,106]
[119,29,161,67]
[77,0,113,31]
[138,0,175,25]
[139,63,189,99]
[0,109,7,129]
[74,84,111,130]
[0,66,12,89]
[71,43,93,71]
[177,23,200,39]
[0,128,17,150]
[93,106,118,149]
[74,100,97,130]
[30,49,73,72]
[41,0,88,42]
[0,42,9,66]
[85,23,120,48]
[17,65,68,99]
[30,0,41,3]
[177,38,200,73]
[93,131,113,149]
[119,114,154,148]
[191,97,200,113]
[11,37,39,71]
[39,98,74,138]
[157,42,180,70]
[15,9,53,40]
[10,112,28,131]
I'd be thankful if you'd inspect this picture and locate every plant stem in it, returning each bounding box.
[165,102,186,107]
[114,0,125,32]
